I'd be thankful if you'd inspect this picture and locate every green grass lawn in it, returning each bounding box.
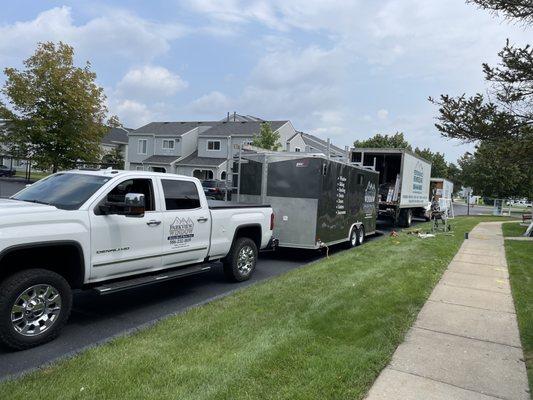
[14,170,50,181]
[505,239,533,391]
[502,222,527,237]
[0,216,510,400]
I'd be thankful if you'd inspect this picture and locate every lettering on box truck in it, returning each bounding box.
[400,155,431,206]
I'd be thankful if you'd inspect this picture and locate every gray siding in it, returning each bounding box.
[128,135,154,164]
[153,137,182,157]
[276,122,297,150]
[180,128,201,158]
[197,137,229,159]
[287,133,306,152]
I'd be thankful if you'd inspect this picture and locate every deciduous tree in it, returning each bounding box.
[252,122,281,151]
[353,132,412,150]
[0,42,114,172]
[458,140,531,198]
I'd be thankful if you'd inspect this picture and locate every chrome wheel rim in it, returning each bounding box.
[351,230,357,246]
[358,228,364,244]
[237,246,255,275]
[11,284,62,337]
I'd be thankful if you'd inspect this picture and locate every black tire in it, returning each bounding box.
[346,227,358,248]
[399,209,412,228]
[0,269,72,350]
[357,225,365,246]
[222,237,258,282]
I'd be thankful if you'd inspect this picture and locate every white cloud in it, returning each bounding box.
[188,91,232,114]
[377,109,389,120]
[117,66,188,99]
[0,6,187,64]
[113,100,154,128]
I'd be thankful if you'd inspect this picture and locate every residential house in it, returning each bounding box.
[126,115,346,180]
[287,131,347,159]
[100,126,131,168]
[175,120,296,179]
[128,121,216,173]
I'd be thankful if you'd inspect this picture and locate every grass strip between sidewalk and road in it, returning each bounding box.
[505,238,533,392]
[0,216,512,399]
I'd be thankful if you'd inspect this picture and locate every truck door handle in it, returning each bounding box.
[146,220,161,226]
[197,217,209,223]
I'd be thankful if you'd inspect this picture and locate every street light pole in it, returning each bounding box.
[467,190,470,216]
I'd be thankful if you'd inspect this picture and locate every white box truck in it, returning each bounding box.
[430,177,454,200]
[350,148,432,227]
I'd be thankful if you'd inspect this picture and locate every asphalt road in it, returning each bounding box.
[0,179,26,197]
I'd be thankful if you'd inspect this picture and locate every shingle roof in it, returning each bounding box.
[142,155,180,164]
[200,121,288,137]
[133,121,217,136]
[101,127,131,145]
[175,151,226,167]
[299,132,345,156]
[220,114,264,122]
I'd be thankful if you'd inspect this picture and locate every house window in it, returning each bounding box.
[162,139,174,150]
[207,140,221,151]
[221,171,227,180]
[294,147,301,152]
[136,166,144,171]
[138,139,147,155]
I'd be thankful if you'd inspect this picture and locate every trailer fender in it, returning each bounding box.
[348,222,364,240]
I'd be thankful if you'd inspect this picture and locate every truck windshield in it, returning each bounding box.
[11,173,111,210]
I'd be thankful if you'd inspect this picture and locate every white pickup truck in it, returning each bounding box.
[0,170,275,349]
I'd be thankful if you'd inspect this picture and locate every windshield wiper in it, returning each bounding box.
[18,199,53,206]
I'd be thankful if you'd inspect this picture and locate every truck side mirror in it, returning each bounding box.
[124,193,145,217]
[100,193,145,217]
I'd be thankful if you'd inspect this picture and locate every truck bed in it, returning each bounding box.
[208,200,271,209]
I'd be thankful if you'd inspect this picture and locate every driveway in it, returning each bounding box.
[0,179,27,197]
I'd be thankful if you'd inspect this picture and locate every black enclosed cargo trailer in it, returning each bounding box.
[236,153,379,249]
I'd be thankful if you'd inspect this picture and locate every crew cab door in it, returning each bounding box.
[89,177,163,281]
[157,178,210,267]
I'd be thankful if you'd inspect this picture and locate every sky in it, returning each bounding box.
[0,0,531,162]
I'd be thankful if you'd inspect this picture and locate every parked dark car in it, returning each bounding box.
[201,179,231,200]
[0,165,15,177]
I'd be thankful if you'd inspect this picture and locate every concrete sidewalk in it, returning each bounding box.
[366,222,530,400]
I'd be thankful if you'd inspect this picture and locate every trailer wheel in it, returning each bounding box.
[348,227,358,248]
[399,209,412,228]
[222,237,258,282]
[357,226,365,245]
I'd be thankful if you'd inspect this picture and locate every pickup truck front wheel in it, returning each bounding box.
[223,237,258,282]
[0,269,72,350]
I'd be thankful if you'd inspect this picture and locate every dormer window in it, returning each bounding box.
[207,140,221,151]
[162,139,175,150]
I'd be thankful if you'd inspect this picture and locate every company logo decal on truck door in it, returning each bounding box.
[168,217,195,248]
